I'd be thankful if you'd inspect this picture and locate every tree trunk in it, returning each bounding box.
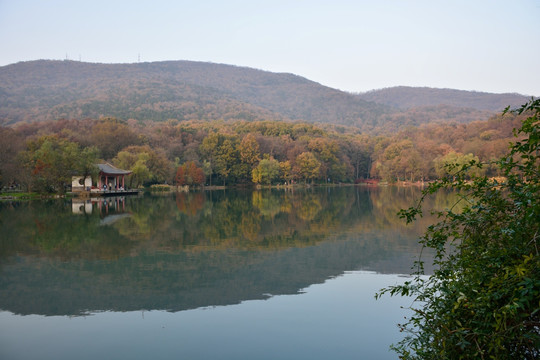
[366,156,372,178]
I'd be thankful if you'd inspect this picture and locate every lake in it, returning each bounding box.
[0,186,443,359]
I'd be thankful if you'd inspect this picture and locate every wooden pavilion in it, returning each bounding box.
[97,163,132,191]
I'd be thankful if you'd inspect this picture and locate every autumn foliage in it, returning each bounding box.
[0,108,530,192]
[175,161,205,186]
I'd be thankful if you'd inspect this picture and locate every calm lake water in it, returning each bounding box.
[0,186,443,360]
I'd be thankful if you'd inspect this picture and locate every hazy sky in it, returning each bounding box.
[1,0,539,95]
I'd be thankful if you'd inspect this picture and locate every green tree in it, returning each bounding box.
[202,160,213,186]
[113,150,138,172]
[279,160,292,184]
[233,133,261,183]
[200,133,239,185]
[378,99,540,359]
[216,138,237,185]
[20,136,98,193]
[295,152,321,184]
[374,139,417,182]
[113,145,172,186]
[130,154,151,188]
[239,133,260,167]
[433,151,484,180]
[78,146,100,181]
[346,135,374,180]
[200,133,219,185]
[252,157,280,185]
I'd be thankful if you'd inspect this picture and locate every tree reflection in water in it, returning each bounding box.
[0,187,437,316]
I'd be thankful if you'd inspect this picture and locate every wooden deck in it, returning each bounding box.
[74,189,142,197]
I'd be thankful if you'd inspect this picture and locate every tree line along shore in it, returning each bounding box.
[0,109,528,194]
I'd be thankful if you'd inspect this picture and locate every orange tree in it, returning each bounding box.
[175,161,205,186]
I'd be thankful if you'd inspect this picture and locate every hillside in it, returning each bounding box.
[0,60,389,130]
[0,60,531,133]
[357,86,529,111]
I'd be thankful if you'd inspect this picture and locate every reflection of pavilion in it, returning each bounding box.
[97,196,126,215]
[72,199,94,215]
[72,197,132,225]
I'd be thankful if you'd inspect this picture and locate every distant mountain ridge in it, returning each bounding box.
[0,60,532,132]
[357,86,529,112]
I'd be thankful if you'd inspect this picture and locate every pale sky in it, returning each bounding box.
[0,0,539,95]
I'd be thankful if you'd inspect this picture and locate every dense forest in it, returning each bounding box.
[0,108,529,193]
[0,60,534,193]
[0,60,387,130]
[0,60,530,134]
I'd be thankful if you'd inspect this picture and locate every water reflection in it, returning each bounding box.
[72,197,131,225]
[0,187,436,316]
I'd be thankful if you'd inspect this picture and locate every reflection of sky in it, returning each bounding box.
[0,272,410,360]
[99,213,131,226]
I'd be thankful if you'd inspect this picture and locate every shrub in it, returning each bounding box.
[378,99,540,359]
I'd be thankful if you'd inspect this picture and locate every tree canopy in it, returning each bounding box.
[0,105,532,193]
[19,136,98,193]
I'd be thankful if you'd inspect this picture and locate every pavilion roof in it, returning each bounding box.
[97,163,132,175]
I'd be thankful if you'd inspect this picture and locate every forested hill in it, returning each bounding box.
[0,60,388,130]
[357,86,529,111]
[0,60,530,133]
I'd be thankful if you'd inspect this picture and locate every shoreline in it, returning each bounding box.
[1,181,431,200]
